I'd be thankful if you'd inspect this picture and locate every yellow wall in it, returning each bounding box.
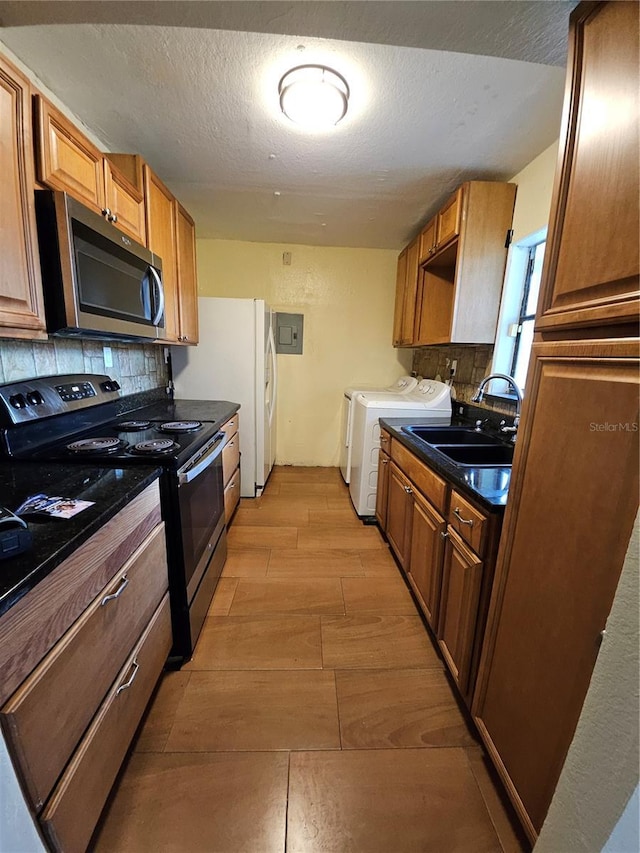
[196,240,412,466]
[509,140,559,240]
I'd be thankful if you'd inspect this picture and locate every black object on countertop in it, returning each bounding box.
[0,505,32,561]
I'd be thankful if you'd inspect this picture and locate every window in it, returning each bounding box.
[510,239,545,390]
[490,228,547,397]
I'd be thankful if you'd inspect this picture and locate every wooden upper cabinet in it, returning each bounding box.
[0,56,46,339]
[103,157,146,244]
[414,181,516,345]
[175,202,199,345]
[34,95,104,212]
[392,237,420,347]
[535,2,639,333]
[435,187,462,251]
[143,166,179,342]
[418,216,437,263]
[35,98,145,243]
[392,247,408,345]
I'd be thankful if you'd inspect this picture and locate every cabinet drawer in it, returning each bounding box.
[220,413,239,439]
[222,433,240,485]
[448,489,488,557]
[224,467,240,523]
[390,439,448,512]
[379,429,391,454]
[0,481,161,707]
[1,523,168,809]
[40,595,172,853]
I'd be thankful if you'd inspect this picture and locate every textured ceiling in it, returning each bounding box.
[0,1,573,248]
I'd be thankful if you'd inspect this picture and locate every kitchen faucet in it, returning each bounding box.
[471,373,523,442]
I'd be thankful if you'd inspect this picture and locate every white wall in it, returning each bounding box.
[196,240,412,465]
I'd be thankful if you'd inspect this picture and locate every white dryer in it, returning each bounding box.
[339,375,418,484]
[348,380,452,517]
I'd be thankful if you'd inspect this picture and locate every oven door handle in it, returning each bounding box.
[178,432,225,485]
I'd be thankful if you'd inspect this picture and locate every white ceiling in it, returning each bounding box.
[0,1,573,249]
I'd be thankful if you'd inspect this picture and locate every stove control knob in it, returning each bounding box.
[9,394,27,409]
[26,391,44,406]
[101,380,121,393]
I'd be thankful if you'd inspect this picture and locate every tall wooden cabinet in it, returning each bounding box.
[472,2,640,843]
[0,55,46,340]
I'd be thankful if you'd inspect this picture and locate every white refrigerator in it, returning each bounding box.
[171,297,277,497]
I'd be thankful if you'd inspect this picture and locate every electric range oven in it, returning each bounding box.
[0,373,231,666]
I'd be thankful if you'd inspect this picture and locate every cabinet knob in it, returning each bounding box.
[404,485,413,494]
[381,458,388,464]
[440,530,450,540]
[110,213,118,223]
[102,208,112,218]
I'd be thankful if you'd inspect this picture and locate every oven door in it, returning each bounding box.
[177,431,226,602]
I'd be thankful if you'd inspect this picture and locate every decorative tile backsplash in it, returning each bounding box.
[412,344,517,416]
[0,338,168,395]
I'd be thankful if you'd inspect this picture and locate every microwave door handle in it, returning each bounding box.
[148,266,165,326]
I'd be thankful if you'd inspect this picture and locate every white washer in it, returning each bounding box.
[348,380,452,517]
[340,376,418,484]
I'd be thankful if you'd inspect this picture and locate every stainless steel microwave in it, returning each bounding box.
[35,191,165,342]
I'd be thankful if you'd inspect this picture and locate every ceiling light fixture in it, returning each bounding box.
[278,64,350,129]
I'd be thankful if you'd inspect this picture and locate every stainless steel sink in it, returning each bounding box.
[403,426,499,445]
[435,444,514,466]
[401,424,514,467]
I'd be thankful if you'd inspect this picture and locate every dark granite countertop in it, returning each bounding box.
[0,462,161,618]
[380,406,514,511]
[134,398,240,429]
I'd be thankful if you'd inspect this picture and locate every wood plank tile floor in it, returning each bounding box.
[94,467,528,853]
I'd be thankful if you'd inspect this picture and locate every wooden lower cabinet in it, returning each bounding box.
[472,341,639,840]
[437,528,483,695]
[41,596,172,853]
[221,413,241,524]
[374,448,390,529]
[0,482,170,851]
[407,491,446,630]
[385,462,414,569]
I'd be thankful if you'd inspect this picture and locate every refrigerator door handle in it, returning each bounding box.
[267,323,277,425]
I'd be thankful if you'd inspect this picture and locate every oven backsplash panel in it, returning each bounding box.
[0,339,168,395]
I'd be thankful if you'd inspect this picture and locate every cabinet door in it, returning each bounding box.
[472,340,639,840]
[435,187,462,251]
[103,159,146,244]
[408,491,446,630]
[438,527,483,695]
[392,248,408,346]
[34,95,104,213]
[385,463,413,569]
[375,449,390,531]
[418,216,436,263]
[400,237,420,344]
[535,2,639,332]
[175,202,199,344]
[0,57,46,339]
[145,166,179,342]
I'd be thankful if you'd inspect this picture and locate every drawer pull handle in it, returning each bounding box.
[453,507,474,526]
[100,575,129,606]
[116,660,139,695]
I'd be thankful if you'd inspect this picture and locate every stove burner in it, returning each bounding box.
[67,437,127,454]
[130,438,180,455]
[118,420,151,431]
[158,420,202,434]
